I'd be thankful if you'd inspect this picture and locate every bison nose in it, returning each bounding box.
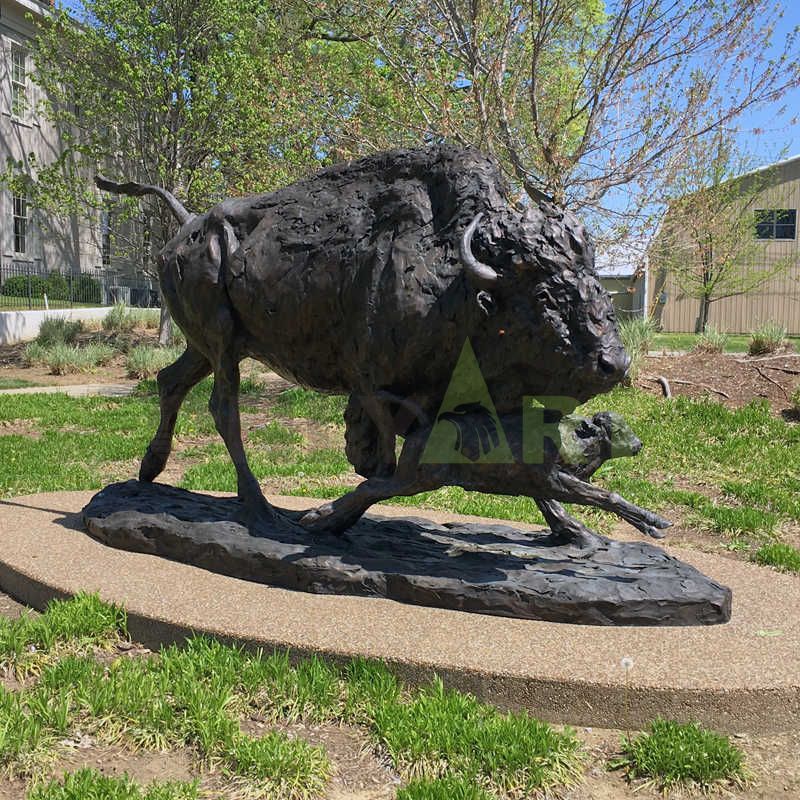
[598,353,620,376]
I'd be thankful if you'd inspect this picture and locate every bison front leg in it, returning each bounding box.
[552,472,671,540]
[140,346,212,482]
[209,357,276,525]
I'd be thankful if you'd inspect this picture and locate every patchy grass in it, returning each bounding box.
[0,378,38,390]
[2,374,800,560]
[651,332,800,353]
[273,387,347,425]
[753,541,800,573]
[28,769,200,799]
[372,676,581,793]
[0,598,583,799]
[0,592,126,675]
[611,719,748,791]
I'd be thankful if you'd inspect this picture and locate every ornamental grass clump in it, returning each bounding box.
[694,325,728,354]
[612,718,748,790]
[125,345,184,378]
[748,321,788,355]
[754,541,800,573]
[618,316,658,383]
[35,318,83,348]
[43,343,115,374]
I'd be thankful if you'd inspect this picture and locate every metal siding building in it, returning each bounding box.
[649,155,800,333]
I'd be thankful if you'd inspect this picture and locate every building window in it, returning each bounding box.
[755,209,796,240]
[100,210,111,267]
[13,195,27,254]
[10,48,27,118]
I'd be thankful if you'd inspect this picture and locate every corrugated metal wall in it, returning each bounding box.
[650,157,800,333]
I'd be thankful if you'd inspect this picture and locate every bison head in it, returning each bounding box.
[461,204,629,408]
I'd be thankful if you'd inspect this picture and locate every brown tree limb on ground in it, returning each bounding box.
[657,377,731,399]
[645,375,672,399]
[734,354,800,363]
[751,365,789,398]
[760,365,800,375]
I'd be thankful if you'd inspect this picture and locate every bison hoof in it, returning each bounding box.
[644,525,667,540]
[301,503,334,523]
[139,447,167,483]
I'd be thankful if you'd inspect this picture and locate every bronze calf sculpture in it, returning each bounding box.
[301,409,670,549]
[97,146,664,547]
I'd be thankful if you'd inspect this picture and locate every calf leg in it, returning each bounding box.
[209,356,276,524]
[301,436,428,534]
[536,498,603,550]
[551,472,671,539]
[140,346,212,482]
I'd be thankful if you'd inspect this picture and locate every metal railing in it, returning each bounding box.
[0,260,159,310]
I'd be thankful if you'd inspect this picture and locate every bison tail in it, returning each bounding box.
[95,175,194,226]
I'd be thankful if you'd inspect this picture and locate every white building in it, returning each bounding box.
[1,0,104,281]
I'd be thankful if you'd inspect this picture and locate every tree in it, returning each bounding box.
[306,1,800,237]
[649,133,792,332]
[6,0,338,341]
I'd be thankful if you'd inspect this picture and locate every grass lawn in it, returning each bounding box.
[0,594,750,799]
[0,299,101,312]
[0,378,39,390]
[651,332,800,353]
[0,377,799,571]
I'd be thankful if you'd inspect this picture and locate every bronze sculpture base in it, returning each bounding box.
[83,481,731,626]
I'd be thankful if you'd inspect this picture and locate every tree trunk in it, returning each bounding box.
[695,295,710,333]
[158,296,173,346]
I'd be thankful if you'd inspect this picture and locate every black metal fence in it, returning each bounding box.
[0,260,159,311]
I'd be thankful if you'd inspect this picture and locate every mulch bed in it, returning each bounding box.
[637,349,800,417]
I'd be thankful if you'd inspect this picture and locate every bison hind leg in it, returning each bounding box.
[345,394,397,478]
[140,346,211,482]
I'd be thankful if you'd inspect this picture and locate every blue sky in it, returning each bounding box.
[731,9,800,167]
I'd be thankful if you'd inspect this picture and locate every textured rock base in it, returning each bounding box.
[82,481,731,626]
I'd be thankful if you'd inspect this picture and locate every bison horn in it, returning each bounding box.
[461,213,498,285]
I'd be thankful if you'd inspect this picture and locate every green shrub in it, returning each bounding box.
[618,316,658,383]
[35,317,83,348]
[791,385,800,412]
[1,274,47,298]
[612,719,747,790]
[74,274,102,304]
[45,271,69,301]
[749,321,788,356]
[125,345,183,379]
[694,325,728,354]
[754,541,800,573]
